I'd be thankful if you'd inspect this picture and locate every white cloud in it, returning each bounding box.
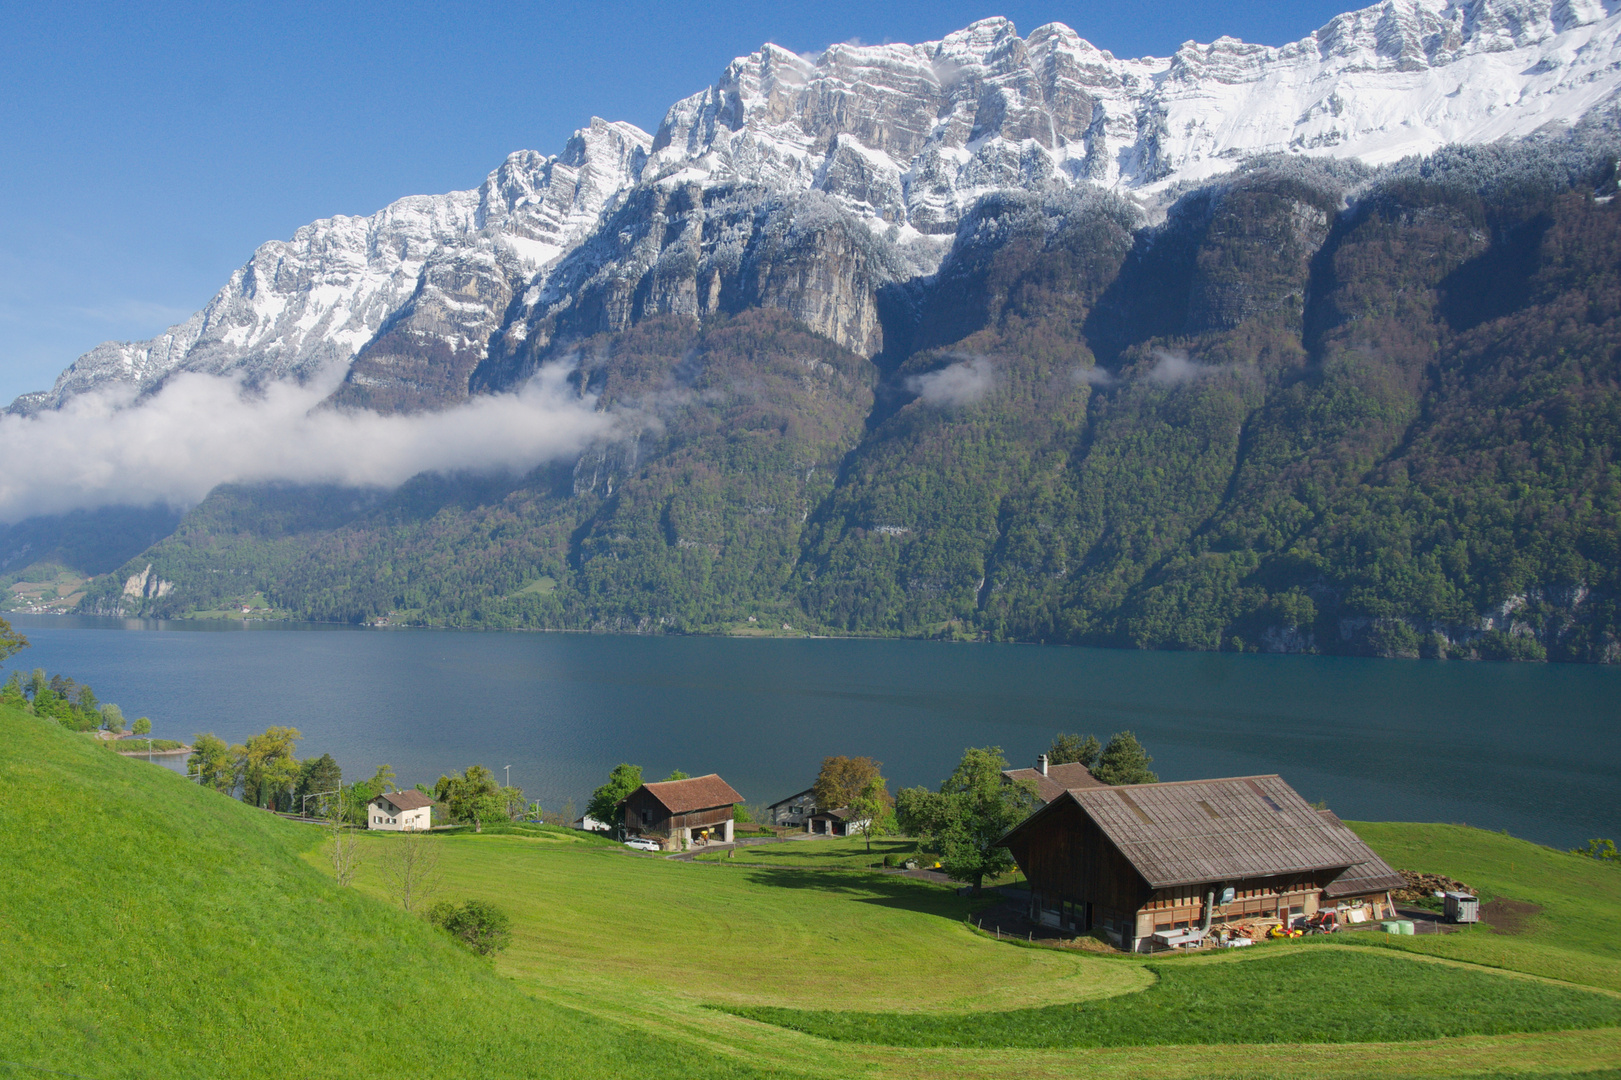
[907,356,995,407]
[0,363,611,524]
[1073,365,1115,386]
[1145,348,1209,387]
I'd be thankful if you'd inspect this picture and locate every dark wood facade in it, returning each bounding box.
[1000,776,1389,951]
[619,774,744,851]
[623,788,734,838]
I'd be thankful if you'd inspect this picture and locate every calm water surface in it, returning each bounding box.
[8,615,1617,848]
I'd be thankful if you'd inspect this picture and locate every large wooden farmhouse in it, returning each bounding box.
[621,774,743,851]
[1000,774,1403,952]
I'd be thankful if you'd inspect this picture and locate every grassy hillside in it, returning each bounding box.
[0,704,776,1080]
[1350,821,1621,992]
[339,814,1621,1079]
[7,704,1621,1079]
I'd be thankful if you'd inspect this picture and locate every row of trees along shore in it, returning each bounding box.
[185,726,531,829]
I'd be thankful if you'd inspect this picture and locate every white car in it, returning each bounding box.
[623,838,661,852]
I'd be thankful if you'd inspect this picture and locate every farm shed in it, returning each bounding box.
[621,774,743,851]
[806,806,869,836]
[1003,753,1108,803]
[1000,775,1399,952]
[765,787,817,828]
[368,789,434,831]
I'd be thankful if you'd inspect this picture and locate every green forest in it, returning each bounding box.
[36,132,1621,662]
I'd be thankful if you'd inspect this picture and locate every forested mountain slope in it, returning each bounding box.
[80,134,1621,661]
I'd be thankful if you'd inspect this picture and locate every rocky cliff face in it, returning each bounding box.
[14,1,1621,416]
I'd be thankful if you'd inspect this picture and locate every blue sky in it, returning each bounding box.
[0,0,1356,402]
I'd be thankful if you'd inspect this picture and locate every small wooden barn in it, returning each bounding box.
[1000,775,1403,951]
[621,774,743,851]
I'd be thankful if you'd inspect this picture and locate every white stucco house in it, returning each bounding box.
[367,789,434,831]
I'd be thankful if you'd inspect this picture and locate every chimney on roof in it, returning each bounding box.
[1037,753,1049,776]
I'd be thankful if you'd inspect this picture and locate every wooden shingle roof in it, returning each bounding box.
[1050,775,1367,889]
[1316,809,1407,897]
[638,774,744,814]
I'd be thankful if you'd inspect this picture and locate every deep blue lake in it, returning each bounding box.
[7,614,1617,849]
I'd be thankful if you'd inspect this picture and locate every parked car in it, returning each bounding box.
[623,838,661,852]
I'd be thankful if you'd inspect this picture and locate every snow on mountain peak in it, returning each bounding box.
[13,0,1621,414]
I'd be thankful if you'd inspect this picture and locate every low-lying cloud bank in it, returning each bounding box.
[0,364,610,524]
[908,356,995,407]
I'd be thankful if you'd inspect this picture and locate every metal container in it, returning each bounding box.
[1444,891,1479,923]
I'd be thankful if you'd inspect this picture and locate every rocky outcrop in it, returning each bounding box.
[474,183,931,390]
[122,564,174,600]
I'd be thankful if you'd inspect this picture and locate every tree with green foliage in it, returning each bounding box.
[427,898,512,956]
[849,775,895,853]
[1572,839,1619,863]
[132,716,152,736]
[897,747,1039,892]
[1091,731,1157,786]
[586,763,643,834]
[234,726,302,810]
[435,765,505,832]
[1,672,26,710]
[1048,733,1101,769]
[295,753,343,815]
[0,616,28,664]
[187,733,236,793]
[662,769,690,782]
[343,764,397,824]
[27,669,47,701]
[99,703,125,735]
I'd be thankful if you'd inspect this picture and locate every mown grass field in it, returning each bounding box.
[691,835,1025,886]
[1348,821,1621,992]
[729,946,1621,1047]
[0,707,770,1080]
[6,703,1621,1079]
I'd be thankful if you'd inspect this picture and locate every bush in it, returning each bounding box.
[426,899,512,956]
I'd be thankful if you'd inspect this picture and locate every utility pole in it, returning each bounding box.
[503,764,511,789]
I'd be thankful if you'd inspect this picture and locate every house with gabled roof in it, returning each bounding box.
[1003,753,1108,803]
[999,774,1403,952]
[765,786,817,829]
[368,789,434,831]
[621,774,744,851]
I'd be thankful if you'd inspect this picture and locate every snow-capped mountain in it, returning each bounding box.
[14,0,1621,413]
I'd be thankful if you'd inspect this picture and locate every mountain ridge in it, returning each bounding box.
[12,0,1621,415]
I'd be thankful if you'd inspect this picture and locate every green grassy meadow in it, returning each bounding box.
[728,946,1621,1048]
[0,707,770,1080]
[1348,821,1621,992]
[5,703,1621,1079]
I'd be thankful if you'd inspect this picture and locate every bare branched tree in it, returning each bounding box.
[381,827,441,912]
[326,795,363,887]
